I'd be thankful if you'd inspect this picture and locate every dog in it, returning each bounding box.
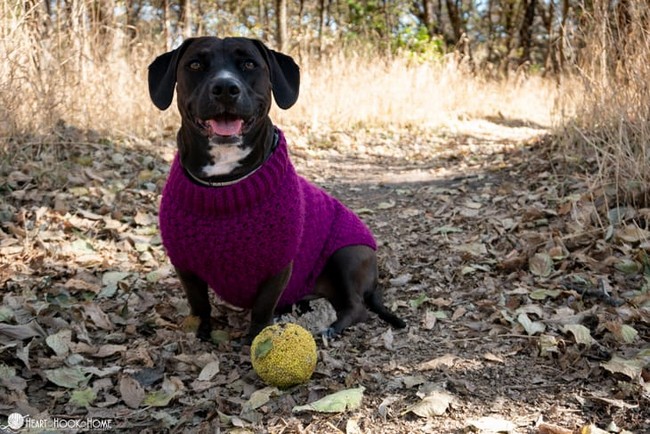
[148,36,405,342]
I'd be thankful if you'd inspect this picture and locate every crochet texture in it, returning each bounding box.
[159,129,376,309]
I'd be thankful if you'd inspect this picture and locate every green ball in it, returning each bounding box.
[250,323,317,388]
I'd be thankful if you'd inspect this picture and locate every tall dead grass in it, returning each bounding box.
[558,1,650,205]
[0,2,559,146]
[0,1,166,140]
[274,53,558,130]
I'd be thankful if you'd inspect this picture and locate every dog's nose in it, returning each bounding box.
[211,77,241,102]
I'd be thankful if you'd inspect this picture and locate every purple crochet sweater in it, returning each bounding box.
[159,129,376,309]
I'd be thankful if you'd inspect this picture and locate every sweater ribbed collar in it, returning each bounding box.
[164,128,291,216]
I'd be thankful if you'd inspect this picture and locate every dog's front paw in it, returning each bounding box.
[320,327,340,339]
[196,320,213,342]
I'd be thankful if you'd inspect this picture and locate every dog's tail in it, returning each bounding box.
[364,290,406,329]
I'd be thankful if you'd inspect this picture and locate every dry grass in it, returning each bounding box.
[0,4,559,146]
[5,1,648,204]
[557,1,650,205]
[274,53,559,131]
[0,5,166,140]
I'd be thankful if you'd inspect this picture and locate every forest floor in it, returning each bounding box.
[0,119,648,433]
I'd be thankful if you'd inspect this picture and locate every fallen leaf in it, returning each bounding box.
[93,344,127,358]
[615,225,650,243]
[382,328,394,350]
[403,389,456,417]
[588,395,639,409]
[44,367,91,389]
[614,258,642,274]
[417,354,458,371]
[345,418,362,434]
[45,329,72,357]
[402,375,426,388]
[455,242,488,257]
[538,334,559,357]
[144,390,175,407]
[82,303,114,330]
[409,294,430,309]
[244,387,280,411]
[463,199,482,209]
[562,324,594,345]
[0,306,14,322]
[451,306,466,320]
[432,226,463,235]
[389,274,411,287]
[120,375,145,409]
[0,321,47,340]
[605,322,638,344]
[134,211,157,226]
[377,396,399,421]
[377,200,396,210]
[151,410,179,428]
[69,388,97,408]
[467,416,515,432]
[197,361,220,382]
[529,289,561,300]
[292,387,365,413]
[423,310,437,330]
[529,253,553,277]
[83,366,122,378]
[210,329,230,345]
[601,356,642,380]
[483,352,504,363]
[537,422,573,434]
[518,313,546,335]
[99,271,130,298]
[146,266,172,283]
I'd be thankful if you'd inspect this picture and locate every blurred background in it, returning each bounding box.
[1,1,649,193]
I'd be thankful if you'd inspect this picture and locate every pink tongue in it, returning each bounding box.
[206,118,243,136]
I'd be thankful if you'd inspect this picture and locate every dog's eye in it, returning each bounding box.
[188,61,203,71]
[242,60,256,71]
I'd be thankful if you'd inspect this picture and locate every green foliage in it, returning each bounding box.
[394,25,445,62]
[346,0,388,37]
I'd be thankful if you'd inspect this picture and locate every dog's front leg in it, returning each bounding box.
[247,262,293,343]
[176,268,212,341]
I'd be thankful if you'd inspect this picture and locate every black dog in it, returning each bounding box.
[148,37,405,342]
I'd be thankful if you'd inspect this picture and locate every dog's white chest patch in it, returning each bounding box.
[201,142,252,177]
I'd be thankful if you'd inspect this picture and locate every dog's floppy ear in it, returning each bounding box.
[252,40,300,110]
[148,38,197,110]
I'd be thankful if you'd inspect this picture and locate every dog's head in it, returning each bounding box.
[148,37,299,180]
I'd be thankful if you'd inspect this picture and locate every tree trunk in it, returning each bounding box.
[318,0,327,56]
[125,0,140,42]
[501,0,517,71]
[163,0,172,50]
[558,0,569,72]
[419,0,439,37]
[90,0,115,57]
[519,0,537,64]
[275,0,287,51]
[541,0,556,76]
[445,0,463,45]
[179,0,193,39]
[484,0,495,64]
[24,0,50,37]
[196,0,204,35]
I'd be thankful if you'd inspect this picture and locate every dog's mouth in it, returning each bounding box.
[197,114,255,138]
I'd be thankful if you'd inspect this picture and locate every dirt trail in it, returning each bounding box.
[0,121,647,433]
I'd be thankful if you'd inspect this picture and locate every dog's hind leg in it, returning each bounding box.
[315,245,406,337]
[314,246,378,337]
